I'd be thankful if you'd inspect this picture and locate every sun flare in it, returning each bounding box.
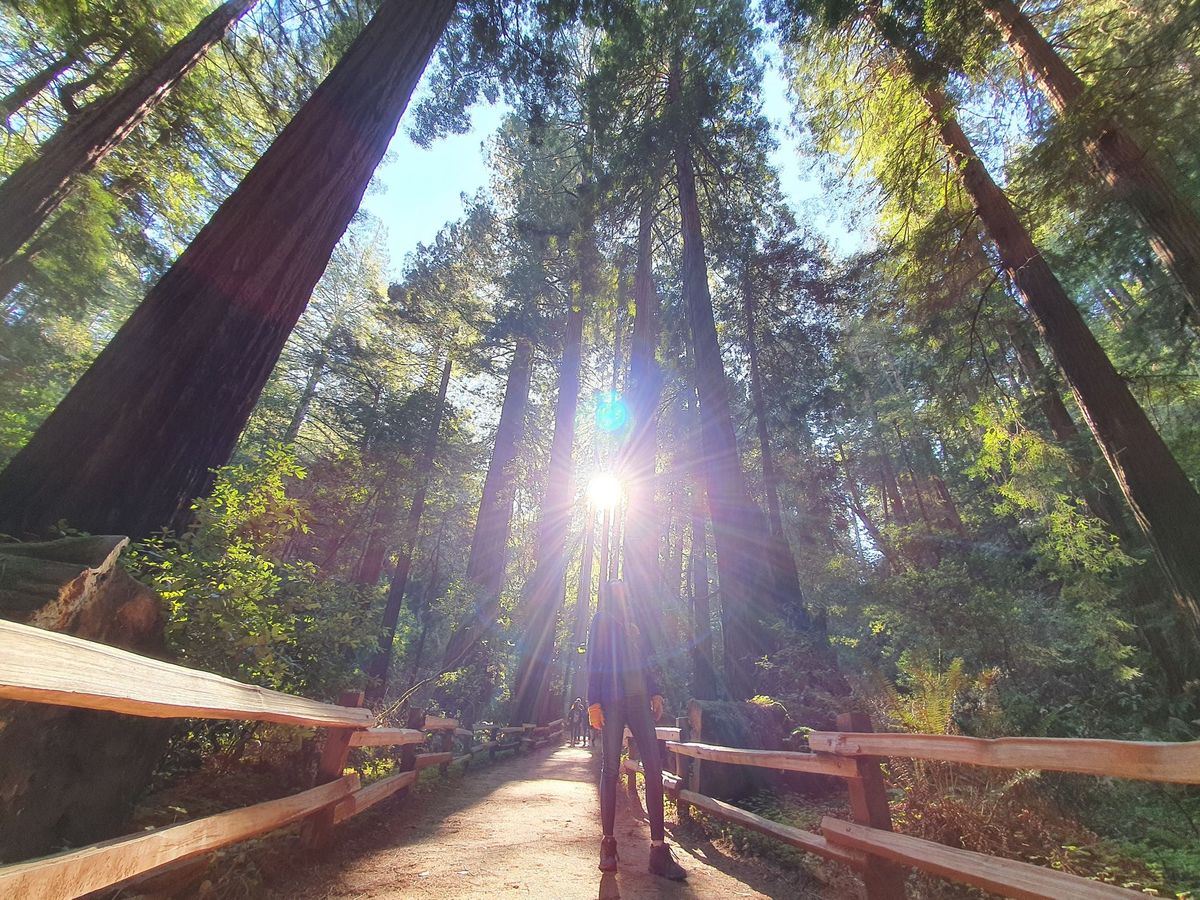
[586,472,623,510]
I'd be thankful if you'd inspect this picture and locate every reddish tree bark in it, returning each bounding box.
[980,0,1200,322]
[741,270,814,626]
[688,434,719,699]
[366,354,453,703]
[620,181,666,646]
[564,504,597,707]
[510,267,588,723]
[0,0,260,270]
[1006,317,1125,531]
[670,59,775,698]
[0,0,457,539]
[442,339,534,668]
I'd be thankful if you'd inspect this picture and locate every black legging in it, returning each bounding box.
[599,695,664,841]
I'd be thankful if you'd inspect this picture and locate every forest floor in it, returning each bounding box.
[255,743,845,899]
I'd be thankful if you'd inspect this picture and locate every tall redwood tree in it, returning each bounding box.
[886,35,1200,640]
[442,339,534,668]
[0,0,260,271]
[510,285,587,724]
[0,0,458,539]
[978,0,1200,323]
[620,181,667,655]
[367,354,454,703]
[670,57,777,698]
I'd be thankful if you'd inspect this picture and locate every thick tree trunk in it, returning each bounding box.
[0,0,456,539]
[356,463,403,586]
[1006,317,1126,530]
[621,182,666,648]
[688,472,719,699]
[741,272,812,626]
[919,78,1200,640]
[442,339,534,667]
[980,0,1200,322]
[1005,321,1193,686]
[564,506,596,707]
[510,269,588,724]
[671,61,775,698]
[0,1,259,268]
[365,354,453,703]
[404,521,447,691]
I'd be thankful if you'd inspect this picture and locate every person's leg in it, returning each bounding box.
[599,700,626,838]
[625,698,664,842]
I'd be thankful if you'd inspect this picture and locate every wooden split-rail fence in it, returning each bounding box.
[0,619,563,899]
[623,702,1200,900]
[3,614,1199,899]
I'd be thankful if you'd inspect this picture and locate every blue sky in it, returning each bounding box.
[362,55,864,277]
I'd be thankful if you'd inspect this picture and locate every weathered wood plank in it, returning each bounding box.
[331,771,416,825]
[0,620,374,728]
[455,728,474,739]
[348,727,425,749]
[414,751,453,771]
[807,732,1200,784]
[624,726,683,743]
[821,817,1138,899]
[677,791,864,869]
[0,775,357,899]
[666,741,858,778]
[423,716,457,731]
[621,759,682,797]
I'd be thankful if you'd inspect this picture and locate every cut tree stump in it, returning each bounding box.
[0,536,170,863]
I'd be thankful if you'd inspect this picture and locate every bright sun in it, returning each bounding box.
[587,472,623,509]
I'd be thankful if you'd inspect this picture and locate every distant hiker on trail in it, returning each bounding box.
[569,697,588,747]
[587,580,686,881]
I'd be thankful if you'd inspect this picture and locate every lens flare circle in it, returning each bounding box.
[595,390,628,433]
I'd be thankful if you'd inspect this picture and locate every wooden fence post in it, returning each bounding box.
[687,700,703,798]
[838,712,906,900]
[396,706,423,793]
[438,726,453,777]
[675,714,692,826]
[301,689,363,849]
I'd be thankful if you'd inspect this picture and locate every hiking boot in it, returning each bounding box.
[648,844,687,881]
[599,836,618,872]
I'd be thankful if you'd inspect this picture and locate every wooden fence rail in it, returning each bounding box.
[0,620,566,899]
[807,730,1200,784]
[621,703,1199,900]
[0,619,373,727]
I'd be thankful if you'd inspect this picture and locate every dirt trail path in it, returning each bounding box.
[264,744,826,899]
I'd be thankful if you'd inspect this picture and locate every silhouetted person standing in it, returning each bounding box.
[569,697,588,746]
[587,580,686,880]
